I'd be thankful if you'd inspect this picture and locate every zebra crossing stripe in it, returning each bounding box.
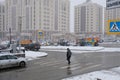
[60,63,81,69]
[34,59,65,65]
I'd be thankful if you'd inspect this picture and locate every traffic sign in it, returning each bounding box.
[39,32,43,36]
[110,22,120,32]
[107,20,120,35]
[38,30,44,38]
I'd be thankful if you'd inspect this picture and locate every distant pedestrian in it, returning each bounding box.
[66,48,72,65]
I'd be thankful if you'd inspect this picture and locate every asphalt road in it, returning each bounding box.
[1,50,120,80]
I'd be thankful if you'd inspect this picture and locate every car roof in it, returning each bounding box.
[0,52,13,56]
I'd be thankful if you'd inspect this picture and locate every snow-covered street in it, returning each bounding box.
[25,46,120,61]
[2,45,120,80]
[41,46,120,53]
[40,46,120,80]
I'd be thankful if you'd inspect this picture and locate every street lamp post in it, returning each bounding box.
[9,28,11,44]
[18,16,22,53]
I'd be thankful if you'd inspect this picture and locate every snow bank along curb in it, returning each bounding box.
[62,67,120,80]
[41,46,105,51]
[25,51,48,61]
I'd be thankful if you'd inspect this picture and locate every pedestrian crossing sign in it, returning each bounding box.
[39,32,43,36]
[38,30,44,38]
[107,20,120,35]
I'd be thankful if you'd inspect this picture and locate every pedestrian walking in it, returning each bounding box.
[66,48,72,65]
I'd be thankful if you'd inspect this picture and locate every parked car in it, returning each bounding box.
[0,53,27,69]
[0,45,7,50]
[25,43,40,51]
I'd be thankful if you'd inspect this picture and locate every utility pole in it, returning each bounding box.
[9,28,11,44]
[18,16,22,53]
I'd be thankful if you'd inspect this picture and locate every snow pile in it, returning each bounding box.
[41,46,120,53]
[100,48,120,52]
[41,46,104,51]
[25,51,47,61]
[62,70,120,80]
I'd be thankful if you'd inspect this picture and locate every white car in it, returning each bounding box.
[0,53,27,69]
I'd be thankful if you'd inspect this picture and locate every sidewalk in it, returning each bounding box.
[62,67,120,80]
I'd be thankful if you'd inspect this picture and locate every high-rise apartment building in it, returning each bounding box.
[0,2,5,39]
[39,0,70,40]
[74,0,103,37]
[5,0,37,39]
[5,0,70,40]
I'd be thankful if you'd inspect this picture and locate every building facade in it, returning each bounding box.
[38,0,70,41]
[105,0,120,38]
[5,0,70,41]
[74,0,103,38]
[0,2,5,39]
[5,0,37,40]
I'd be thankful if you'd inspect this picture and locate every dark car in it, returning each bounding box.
[25,43,40,51]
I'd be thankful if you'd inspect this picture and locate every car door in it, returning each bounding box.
[7,55,18,67]
[0,55,10,68]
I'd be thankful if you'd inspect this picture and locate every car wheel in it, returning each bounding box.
[19,61,26,67]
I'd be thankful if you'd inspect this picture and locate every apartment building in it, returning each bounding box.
[74,0,103,38]
[5,0,70,41]
[39,0,70,41]
[0,2,5,39]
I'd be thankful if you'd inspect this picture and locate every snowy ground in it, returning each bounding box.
[41,46,120,53]
[25,46,120,61]
[62,67,120,80]
[25,51,48,61]
[1,42,120,80]
[41,46,120,80]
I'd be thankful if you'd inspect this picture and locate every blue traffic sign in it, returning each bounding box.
[39,32,43,36]
[110,22,120,32]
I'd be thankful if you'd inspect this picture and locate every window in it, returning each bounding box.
[7,55,17,59]
[0,55,8,60]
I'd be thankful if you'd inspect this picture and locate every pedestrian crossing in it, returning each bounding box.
[61,63,81,69]
[34,59,65,66]
[30,58,100,72]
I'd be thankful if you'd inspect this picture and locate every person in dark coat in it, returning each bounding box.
[66,48,72,65]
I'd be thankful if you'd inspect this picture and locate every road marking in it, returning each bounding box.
[80,64,102,71]
[70,66,81,70]
[85,63,94,66]
[70,63,94,71]
[60,62,99,71]
[61,63,81,69]
[34,59,65,66]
